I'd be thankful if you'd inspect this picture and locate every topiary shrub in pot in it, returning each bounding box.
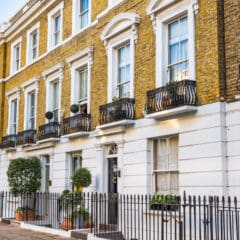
[70,104,79,114]
[71,167,92,192]
[45,111,54,121]
[7,157,41,221]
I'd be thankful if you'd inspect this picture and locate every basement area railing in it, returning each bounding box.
[0,192,239,240]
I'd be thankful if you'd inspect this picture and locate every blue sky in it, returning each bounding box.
[0,0,27,24]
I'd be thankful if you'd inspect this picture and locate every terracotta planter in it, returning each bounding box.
[15,211,35,221]
[61,217,74,231]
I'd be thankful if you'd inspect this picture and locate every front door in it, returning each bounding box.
[108,158,118,224]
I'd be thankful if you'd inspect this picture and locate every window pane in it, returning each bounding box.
[169,21,179,42]
[79,68,88,101]
[169,43,179,65]
[155,139,168,170]
[55,15,61,31]
[180,39,188,60]
[81,0,89,12]
[169,136,178,170]
[180,16,188,36]
[170,173,179,193]
[155,173,169,194]
[54,15,61,45]
[11,100,17,134]
[80,12,89,28]
[71,152,82,174]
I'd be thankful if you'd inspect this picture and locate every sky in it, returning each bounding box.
[0,0,28,24]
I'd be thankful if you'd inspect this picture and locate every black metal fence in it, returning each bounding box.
[0,192,239,240]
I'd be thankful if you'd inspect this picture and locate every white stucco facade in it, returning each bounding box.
[1,100,240,197]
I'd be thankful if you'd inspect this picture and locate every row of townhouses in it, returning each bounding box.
[0,0,239,197]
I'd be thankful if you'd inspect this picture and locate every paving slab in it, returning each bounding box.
[0,223,76,240]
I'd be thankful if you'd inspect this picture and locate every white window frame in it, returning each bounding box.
[10,37,22,74]
[66,46,93,115]
[26,22,40,65]
[151,0,196,87]
[72,0,91,34]
[43,62,64,123]
[22,77,39,130]
[47,2,64,50]
[152,135,179,195]
[101,13,140,102]
[6,88,20,135]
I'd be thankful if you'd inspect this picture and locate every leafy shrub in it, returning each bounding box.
[71,168,91,188]
[7,157,41,195]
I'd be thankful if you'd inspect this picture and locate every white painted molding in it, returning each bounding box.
[146,0,199,33]
[21,76,40,91]
[42,62,64,80]
[101,13,140,53]
[66,46,94,67]
[0,79,5,83]
[6,86,21,98]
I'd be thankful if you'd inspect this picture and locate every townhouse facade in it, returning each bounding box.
[0,0,239,197]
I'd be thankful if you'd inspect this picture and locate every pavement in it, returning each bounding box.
[0,223,76,240]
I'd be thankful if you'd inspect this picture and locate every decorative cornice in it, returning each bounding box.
[6,86,21,99]
[42,62,64,80]
[66,46,94,68]
[147,0,199,34]
[101,13,140,54]
[21,76,40,91]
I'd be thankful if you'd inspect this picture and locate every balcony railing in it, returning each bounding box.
[99,98,135,125]
[0,135,17,149]
[16,129,36,146]
[145,80,197,114]
[62,113,91,135]
[37,122,60,141]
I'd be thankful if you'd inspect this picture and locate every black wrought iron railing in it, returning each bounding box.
[0,191,239,240]
[145,80,197,114]
[99,98,135,125]
[0,135,17,149]
[16,129,36,146]
[62,114,91,135]
[37,122,60,141]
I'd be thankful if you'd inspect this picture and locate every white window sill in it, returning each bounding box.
[145,106,198,120]
[48,42,62,52]
[96,119,135,130]
[61,131,90,140]
[36,138,60,144]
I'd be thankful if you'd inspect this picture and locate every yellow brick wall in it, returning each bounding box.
[0,0,225,137]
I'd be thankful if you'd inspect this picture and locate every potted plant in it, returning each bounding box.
[150,194,180,211]
[15,207,35,221]
[71,167,92,192]
[45,111,54,121]
[70,104,79,114]
[7,157,41,221]
[60,190,91,230]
